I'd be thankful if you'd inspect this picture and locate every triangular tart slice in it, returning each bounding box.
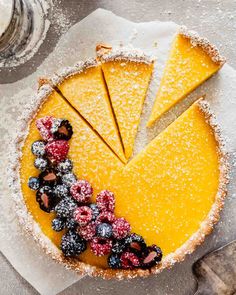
[97,47,154,159]
[52,59,126,163]
[147,26,226,127]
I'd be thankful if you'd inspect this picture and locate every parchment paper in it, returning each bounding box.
[0,8,236,295]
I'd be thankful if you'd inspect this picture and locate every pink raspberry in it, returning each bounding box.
[78,222,96,241]
[70,180,93,203]
[90,237,112,256]
[45,140,69,164]
[96,190,115,212]
[36,116,54,141]
[97,211,115,224]
[112,218,130,239]
[120,251,140,269]
[73,206,93,226]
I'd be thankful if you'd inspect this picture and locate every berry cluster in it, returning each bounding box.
[28,116,163,270]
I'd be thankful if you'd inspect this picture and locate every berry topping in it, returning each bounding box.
[97,211,115,224]
[108,254,122,269]
[112,218,131,240]
[111,239,127,254]
[31,140,46,157]
[28,177,40,190]
[96,190,115,212]
[45,140,69,164]
[89,204,100,221]
[36,116,54,141]
[52,218,66,232]
[120,251,140,269]
[55,197,77,218]
[142,245,162,269]
[51,119,73,140]
[61,173,77,187]
[73,206,93,226]
[57,159,73,174]
[36,186,58,213]
[61,230,87,257]
[54,184,69,198]
[126,233,147,254]
[39,168,58,186]
[34,157,48,171]
[70,180,93,203]
[66,218,78,230]
[90,238,112,256]
[96,223,113,239]
[78,222,96,241]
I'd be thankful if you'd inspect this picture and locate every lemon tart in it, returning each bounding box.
[147,26,226,127]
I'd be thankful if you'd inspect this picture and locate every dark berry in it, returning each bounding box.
[70,180,93,203]
[66,218,78,230]
[61,230,86,257]
[54,184,69,198]
[62,173,77,187]
[57,159,73,174]
[36,116,54,141]
[51,119,73,140]
[108,254,121,269]
[112,218,130,239]
[55,197,77,218]
[96,190,115,212]
[52,217,66,231]
[111,239,127,254]
[45,140,69,164]
[39,168,58,186]
[34,157,48,171]
[120,251,140,269]
[142,245,162,269]
[89,204,100,221]
[96,223,113,239]
[78,222,96,241]
[90,237,112,256]
[36,186,58,212]
[126,233,147,254]
[28,177,40,190]
[31,140,46,157]
[97,211,115,224]
[73,206,93,226]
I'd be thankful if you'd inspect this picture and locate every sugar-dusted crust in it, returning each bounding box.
[9,72,229,279]
[179,26,226,66]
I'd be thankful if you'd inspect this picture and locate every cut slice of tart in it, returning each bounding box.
[97,47,154,159]
[53,59,126,163]
[147,26,226,127]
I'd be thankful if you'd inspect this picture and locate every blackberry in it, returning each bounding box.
[55,197,77,218]
[57,159,73,174]
[65,218,77,230]
[39,168,59,186]
[34,157,48,171]
[142,245,162,269]
[28,177,40,190]
[61,230,87,256]
[108,254,121,269]
[62,173,77,187]
[52,218,66,231]
[111,239,127,254]
[31,140,46,157]
[96,223,113,239]
[36,186,58,213]
[54,184,69,198]
[89,204,100,221]
[126,233,147,254]
[51,119,73,141]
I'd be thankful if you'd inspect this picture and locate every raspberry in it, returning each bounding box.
[90,237,112,256]
[96,223,113,239]
[108,254,121,269]
[97,211,115,224]
[112,218,130,239]
[73,206,93,226]
[142,245,162,269]
[51,119,73,141]
[96,190,115,212]
[31,140,46,157]
[45,140,69,164]
[120,251,140,269]
[61,230,87,257]
[36,116,54,141]
[78,222,96,241]
[70,180,93,203]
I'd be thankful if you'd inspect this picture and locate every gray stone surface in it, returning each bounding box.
[0,0,236,294]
